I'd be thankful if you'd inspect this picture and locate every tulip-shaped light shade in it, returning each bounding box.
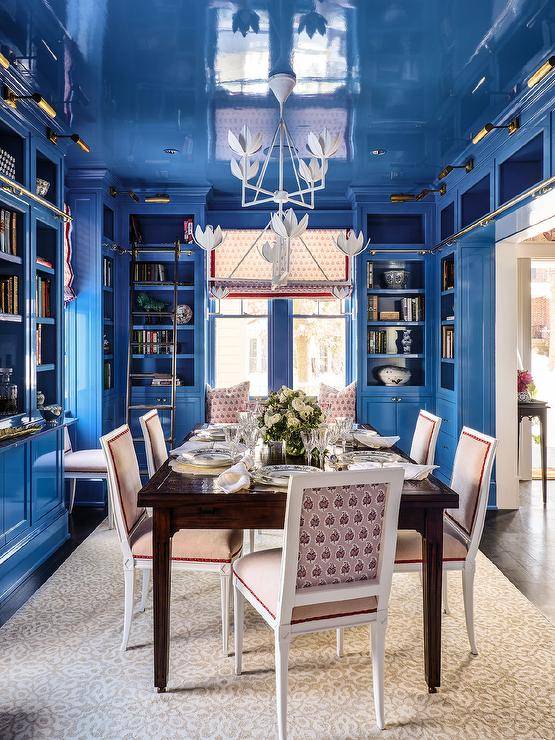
[228,125,263,157]
[210,284,230,300]
[299,157,328,183]
[331,285,351,300]
[260,241,276,263]
[270,209,309,240]
[194,224,225,251]
[332,230,367,257]
[306,128,341,159]
[230,157,259,181]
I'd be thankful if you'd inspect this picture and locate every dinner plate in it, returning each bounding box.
[251,464,321,487]
[178,447,240,467]
[339,450,402,465]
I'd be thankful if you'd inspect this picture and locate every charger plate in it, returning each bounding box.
[251,464,321,488]
[178,447,240,467]
[339,450,402,465]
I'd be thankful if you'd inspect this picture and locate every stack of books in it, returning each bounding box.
[367,330,388,354]
[152,373,181,387]
[183,217,194,244]
[103,257,112,287]
[401,296,423,321]
[0,275,19,314]
[367,295,379,321]
[442,326,455,358]
[36,276,51,317]
[133,329,172,354]
[134,263,167,282]
[0,209,17,255]
[442,259,455,291]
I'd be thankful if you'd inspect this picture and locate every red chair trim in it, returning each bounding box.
[135,546,243,565]
[445,430,492,536]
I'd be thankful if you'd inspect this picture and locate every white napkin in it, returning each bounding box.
[348,462,438,481]
[215,462,251,493]
[354,432,400,449]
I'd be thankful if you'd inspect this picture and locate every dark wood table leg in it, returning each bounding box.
[153,509,172,693]
[540,411,548,506]
[421,507,444,693]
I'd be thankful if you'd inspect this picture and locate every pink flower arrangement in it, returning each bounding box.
[517,370,533,393]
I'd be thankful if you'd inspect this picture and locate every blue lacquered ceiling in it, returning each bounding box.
[0,0,553,197]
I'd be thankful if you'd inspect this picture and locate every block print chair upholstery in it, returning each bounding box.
[409,410,442,464]
[233,467,404,737]
[63,426,111,527]
[100,424,243,654]
[395,427,497,654]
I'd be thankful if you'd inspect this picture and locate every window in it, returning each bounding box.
[212,298,268,396]
[292,298,347,396]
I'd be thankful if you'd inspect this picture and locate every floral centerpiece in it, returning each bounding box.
[517,370,535,402]
[258,386,324,456]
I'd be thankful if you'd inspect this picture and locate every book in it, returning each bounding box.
[0,275,19,314]
[441,326,455,358]
[367,261,374,288]
[183,217,194,244]
[0,209,17,255]
[36,256,53,269]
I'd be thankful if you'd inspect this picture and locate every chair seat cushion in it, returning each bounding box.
[395,521,468,564]
[64,449,107,473]
[233,548,378,625]
[130,517,243,563]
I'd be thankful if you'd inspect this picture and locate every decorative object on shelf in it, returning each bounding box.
[386,327,399,354]
[517,370,534,402]
[376,365,412,386]
[257,386,323,456]
[35,178,51,197]
[136,292,166,314]
[39,404,63,424]
[380,311,400,321]
[0,367,17,416]
[382,268,409,289]
[0,422,42,441]
[103,334,111,353]
[402,329,412,354]
[176,304,193,324]
[0,148,16,180]
[36,390,45,408]
[205,72,354,291]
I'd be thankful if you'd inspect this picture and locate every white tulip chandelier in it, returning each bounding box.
[194,73,369,295]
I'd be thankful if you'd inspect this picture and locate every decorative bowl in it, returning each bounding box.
[176,304,193,324]
[376,365,412,386]
[36,178,51,197]
[382,269,409,289]
[39,404,63,423]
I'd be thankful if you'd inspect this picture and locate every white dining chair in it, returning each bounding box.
[63,426,112,528]
[232,467,404,737]
[100,424,243,654]
[140,409,255,553]
[395,426,497,654]
[409,409,442,464]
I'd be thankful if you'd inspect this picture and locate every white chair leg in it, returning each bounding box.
[234,585,244,675]
[336,627,344,658]
[68,479,77,513]
[138,568,150,613]
[121,567,135,651]
[248,529,255,553]
[370,616,386,731]
[442,571,450,615]
[275,631,290,740]
[462,564,478,655]
[220,571,230,656]
[106,483,114,530]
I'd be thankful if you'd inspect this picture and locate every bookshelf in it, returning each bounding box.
[103,253,114,391]
[0,204,23,415]
[365,258,427,388]
[35,219,60,407]
[440,253,455,392]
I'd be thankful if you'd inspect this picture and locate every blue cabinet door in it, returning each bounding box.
[360,398,398,436]
[31,431,61,523]
[174,396,203,444]
[3,444,29,544]
[396,399,428,455]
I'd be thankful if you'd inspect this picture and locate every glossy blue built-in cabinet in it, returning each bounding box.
[0,104,68,606]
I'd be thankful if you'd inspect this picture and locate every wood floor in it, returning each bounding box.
[1,481,553,629]
[481,480,554,624]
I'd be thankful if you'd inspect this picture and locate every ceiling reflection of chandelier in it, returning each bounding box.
[194,72,368,295]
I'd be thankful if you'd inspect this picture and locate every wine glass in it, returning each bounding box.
[241,425,260,456]
[313,425,329,470]
[301,429,316,466]
[224,425,241,460]
[336,417,353,453]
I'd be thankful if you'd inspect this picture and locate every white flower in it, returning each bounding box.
[333,229,366,257]
[228,125,263,157]
[299,157,328,183]
[299,404,312,420]
[286,413,300,427]
[230,157,259,181]
[306,128,341,159]
[194,224,225,251]
[291,397,305,413]
[271,209,309,240]
[265,412,281,427]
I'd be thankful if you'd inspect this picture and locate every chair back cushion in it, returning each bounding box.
[296,482,388,589]
[410,410,441,464]
[63,426,72,453]
[206,381,250,423]
[141,410,168,477]
[102,426,145,534]
[318,381,356,421]
[447,429,494,536]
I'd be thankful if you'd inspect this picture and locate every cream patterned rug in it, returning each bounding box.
[0,526,554,740]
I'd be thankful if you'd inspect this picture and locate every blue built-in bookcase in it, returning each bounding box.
[352,196,436,454]
[0,107,68,605]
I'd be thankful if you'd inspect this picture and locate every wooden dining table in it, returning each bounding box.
[138,426,459,695]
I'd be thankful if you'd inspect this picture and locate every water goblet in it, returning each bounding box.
[313,425,330,470]
[300,429,316,466]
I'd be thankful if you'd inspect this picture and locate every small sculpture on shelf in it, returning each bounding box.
[176,304,193,324]
[36,390,45,408]
[103,334,111,353]
[382,267,409,289]
[376,365,412,386]
[136,292,167,320]
[0,368,17,416]
[402,329,412,354]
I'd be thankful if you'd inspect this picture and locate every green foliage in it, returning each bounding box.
[257,386,323,448]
